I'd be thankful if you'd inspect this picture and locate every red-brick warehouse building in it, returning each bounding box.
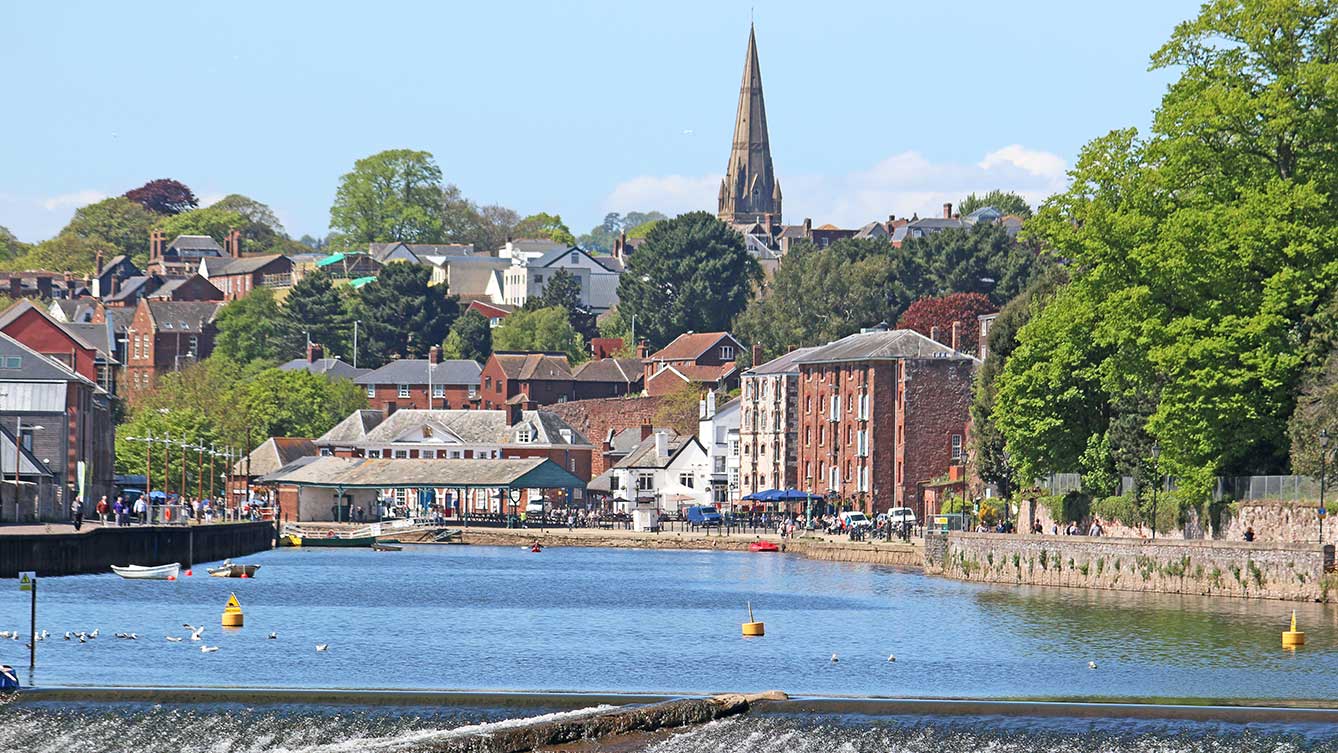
[123,300,223,402]
[792,327,977,519]
[354,347,483,412]
[641,332,742,396]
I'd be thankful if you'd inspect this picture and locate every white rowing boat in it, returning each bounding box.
[110,563,180,580]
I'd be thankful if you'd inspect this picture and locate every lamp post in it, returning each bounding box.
[1320,430,1330,545]
[1149,443,1161,540]
[352,320,361,370]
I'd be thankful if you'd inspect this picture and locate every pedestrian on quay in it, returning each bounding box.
[133,494,148,525]
[71,496,84,531]
[96,495,108,526]
[111,497,123,526]
[1244,526,1256,542]
[1088,518,1104,537]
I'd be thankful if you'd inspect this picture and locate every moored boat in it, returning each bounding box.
[207,561,261,578]
[110,563,181,580]
[749,541,780,553]
[288,534,377,548]
[0,664,18,691]
[370,542,402,552]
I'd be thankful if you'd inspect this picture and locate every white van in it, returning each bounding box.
[839,511,873,530]
[886,507,917,527]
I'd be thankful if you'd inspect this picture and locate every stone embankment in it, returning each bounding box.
[0,521,275,577]
[426,527,923,568]
[926,531,1338,601]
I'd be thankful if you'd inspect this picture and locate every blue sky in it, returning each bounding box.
[0,0,1198,244]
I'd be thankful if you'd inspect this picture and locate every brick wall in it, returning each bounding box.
[900,359,973,519]
[363,384,478,411]
[544,396,674,477]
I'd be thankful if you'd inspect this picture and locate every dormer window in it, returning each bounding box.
[721,345,734,360]
[559,429,572,443]
[163,321,173,329]
[516,426,532,443]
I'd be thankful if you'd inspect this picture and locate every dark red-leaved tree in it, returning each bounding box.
[124,179,199,215]
[896,292,997,353]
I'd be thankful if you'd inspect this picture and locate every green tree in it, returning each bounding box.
[899,222,1051,305]
[353,262,459,367]
[528,268,596,340]
[209,194,288,251]
[62,197,157,265]
[1,234,104,274]
[577,211,667,252]
[0,226,28,262]
[616,211,760,349]
[156,207,249,248]
[329,149,446,244]
[442,308,492,362]
[491,305,586,363]
[114,406,218,494]
[958,189,1033,218]
[440,184,519,253]
[513,212,575,245]
[242,368,366,440]
[213,287,284,364]
[280,269,349,359]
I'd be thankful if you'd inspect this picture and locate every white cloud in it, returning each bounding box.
[40,190,107,211]
[601,145,1069,228]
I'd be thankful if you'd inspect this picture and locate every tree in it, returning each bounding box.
[353,262,459,367]
[156,207,249,248]
[242,368,366,441]
[439,184,519,253]
[114,405,218,492]
[442,309,492,362]
[513,212,575,245]
[529,268,596,341]
[329,149,446,244]
[279,269,350,359]
[62,197,158,264]
[958,189,1033,218]
[209,194,287,251]
[895,293,997,352]
[899,222,1051,305]
[626,219,660,239]
[124,179,198,215]
[577,211,667,252]
[491,306,586,363]
[1,234,103,274]
[213,288,284,364]
[616,211,760,349]
[0,226,28,262]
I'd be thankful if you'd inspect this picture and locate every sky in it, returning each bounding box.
[0,0,1200,245]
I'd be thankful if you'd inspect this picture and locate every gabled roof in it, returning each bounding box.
[612,431,705,470]
[316,409,387,445]
[746,345,820,376]
[0,331,97,387]
[572,357,643,384]
[60,322,117,362]
[263,456,585,490]
[492,353,574,381]
[594,255,625,273]
[144,301,222,333]
[233,437,317,476]
[853,221,889,239]
[105,275,157,302]
[278,357,367,380]
[100,306,136,334]
[167,235,224,256]
[0,423,51,477]
[647,332,741,362]
[202,253,289,276]
[796,328,977,365]
[467,301,515,319]
[606,426,672,455]
[353,358,483,386]
[0,299,103,353]
[317,408,590,448]
[647,362,737,387]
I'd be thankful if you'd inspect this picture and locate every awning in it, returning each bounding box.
[316,253,346,267]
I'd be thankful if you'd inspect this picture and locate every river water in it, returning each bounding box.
[3,544,1338,750]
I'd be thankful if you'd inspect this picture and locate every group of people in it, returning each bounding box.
[1014,518,1105,536]
[65,493,268,531]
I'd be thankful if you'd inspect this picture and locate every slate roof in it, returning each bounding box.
[0,332,97,387]
[167,235,224,256]
[778,225,807,239]
[612,431,699,470]
[796,329,976,365]
[262,456,585,490]
[278,357,367,380]
[492,353,574,381]
[647,332,740,362]
[0,300,111,360]
[606,426,672,455]
[572,357,642,384]
[105,275,155,302]
[50,299,88,322]
[316,409,387,444]
[317,408,590,448]
[353,358,483,386]
[746,346,820,376]
[595,255,625,273]
[853,221,889,239]
[60,322,117,361]
[145,301,222,332]
[233,437,318,476]
[100,306,136,334]
[203,253,288,276]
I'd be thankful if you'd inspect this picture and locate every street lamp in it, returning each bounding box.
[1319,430,1330,544]
[352,320,362,370]
[1149,442,1161,540]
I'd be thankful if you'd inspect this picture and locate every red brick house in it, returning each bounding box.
[792,327,976,519]
[353,347,483,412]
[145,273,224,302]
[123,300,223,402]
[480,352,643,409]
[146,231,228,276]
[642,332,742,396]
[0,300,103,385]
[200,253,294,301]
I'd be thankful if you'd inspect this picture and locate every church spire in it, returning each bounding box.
[718,25,781,229]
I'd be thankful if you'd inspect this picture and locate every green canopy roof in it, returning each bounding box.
[316,253,346,267]
[349,275,377,288]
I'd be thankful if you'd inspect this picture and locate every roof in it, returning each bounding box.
[60,322,117,362]
[353,358,482,386]
[492,353,574,381]
[467,301,515,319]
[317,410,385,444]
[572,357,642,384]
[233,437,317,476]
[204,253,289,276]
[105,275,155,302]
[595,256,625,273]
[647,332,740,362]
[853,221,889,239]
[606,426,672,455]
[0,331,97,387]
[0,423,51,477]
[278,357,367,380]
[746,345,821,376]
[778,225,807,239]
[796,329,977,365]
[167,235,224,255]
[145,301,222,332]
[50,299,86,322]
[262,456,585,490]
[648,362,737,385]
[815,223,841,230]
[0,300,99,351]
[100,306,136,334]
[612,431,702,470]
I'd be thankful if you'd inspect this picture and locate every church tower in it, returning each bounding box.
[718,25,782,231]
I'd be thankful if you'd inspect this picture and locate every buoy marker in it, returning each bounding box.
[742,602,764,637]
[221,592,244,628]
[1282,609,1306,648]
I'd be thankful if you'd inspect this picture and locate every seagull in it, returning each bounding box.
[89,628,99,639]
[166,636,183,642]
[268,632,277,640]
[190,626,206,642]
[1088,661,1098,670]
[316,644,328,652]
[78,635,87,644]
[40,630,49,640]
[887,655,896,662]
[126,633,138,640]
[0,631,10,638]
[200,645,219,653]
[830,653,838,663]
[182,623,196,630]
[8,633,15,641]
[64,632,72,641]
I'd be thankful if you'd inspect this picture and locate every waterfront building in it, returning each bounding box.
[697,391,740,506]
[793,327,976,519]
[353,348,483,411]
[595,429,711,513]
[738,344,818,499]
[641,332,742,397]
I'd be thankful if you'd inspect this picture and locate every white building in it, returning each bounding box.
[602,430,711,514]
[697,391,740,507]
[497,244,622,313]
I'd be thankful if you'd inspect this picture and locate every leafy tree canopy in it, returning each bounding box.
[213,287,284,365]
[958,189,1033,218]
[442,308,493,363]
[577,211,667,252]
[491,305,586,363]
[440,184,518,253]
[0,234,104,274]
[329,149,446,245]
[898,222,1052,305]
[616,211,760,349]
[895,292,997,353]
[280,269,350,360]
[0,226,28,261]
[156,207,249,249]
[209,194,288,251]
[124,178,198,215]
[61,197,158,265]
[353,262,459,367]
[513,212,575,246]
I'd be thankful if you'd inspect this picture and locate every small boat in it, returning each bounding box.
[371,542,402,552]
[749,541,780,553]
[287,534,377,548]
[530,544,543,553]
[111,563,181,580]
[208,561,261,578]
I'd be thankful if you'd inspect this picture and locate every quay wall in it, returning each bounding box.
[0,522,275,578]
[926,531,1338,602]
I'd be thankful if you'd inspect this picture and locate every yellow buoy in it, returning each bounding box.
[742,602,764,637]
[222,592,244,628]
[1282,609,1305,648]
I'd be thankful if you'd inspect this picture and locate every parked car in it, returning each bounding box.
[686,505,723,527]
[886,507,917,528]
[839,511,873,530]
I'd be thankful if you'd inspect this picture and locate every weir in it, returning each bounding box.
[0,521,275,577]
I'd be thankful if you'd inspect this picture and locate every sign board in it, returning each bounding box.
[18,571,34,591]
[225,593,241,610]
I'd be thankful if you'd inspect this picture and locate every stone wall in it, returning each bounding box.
[930,531,1337,601]
[1220,500,1332,545]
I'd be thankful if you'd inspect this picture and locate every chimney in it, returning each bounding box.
[36,276,52,299]
[429,344,442,364]
[307,342,323,363]
[95,250,104,275]
[787,344,796,353]
[640,423,653,441]
[950,321,961,351]
[943,202,952,219]
[930,325,941,343]
[636,340,648,359]
[6,277,18,298]
[109,273,120,298]
[750,343,761,366]
[507,402,522,426]
[150,230,163,261]
[803,217,812,234]
[602,429,614,454]
[654,430,669,459]
[227,229,241,258]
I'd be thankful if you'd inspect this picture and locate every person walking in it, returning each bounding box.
[71,496,84,531]
[1088,518,1104,537]
[96,495,108,526]
[133,495,148,525]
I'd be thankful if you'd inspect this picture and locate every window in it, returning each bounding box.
[3,356,21,369]
[319,448,332,457]
[517,426,532,443]
[611,474,622,491]
[729,439,739,457]
[485,376,492,390]
[805,396,812,413]
[432,384,445,398]
[570,252,579,263]
[859,466,869,492]
[393,449,409,459]
[720,345,735,360]
[468,385,478,398]
[829,394,840,420]
[678,472,694,488]
[535,274,544,284]
[560,428,572,443]
[859,393,869,420]
[804,427,811,446]
[368,449,382,458]
[189,335,198,356]
[398,384,410,398]
[163,321,173,329]
[829,465,839,489]
[636,473,654,491]
[952,434,964,462]
[858,430,868,457]
[365,384,375,398]
[714,456,726,473]
[19,429,34,451]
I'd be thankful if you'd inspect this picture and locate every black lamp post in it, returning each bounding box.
[1320,429,1330,545]
[1150,443,1161,540]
